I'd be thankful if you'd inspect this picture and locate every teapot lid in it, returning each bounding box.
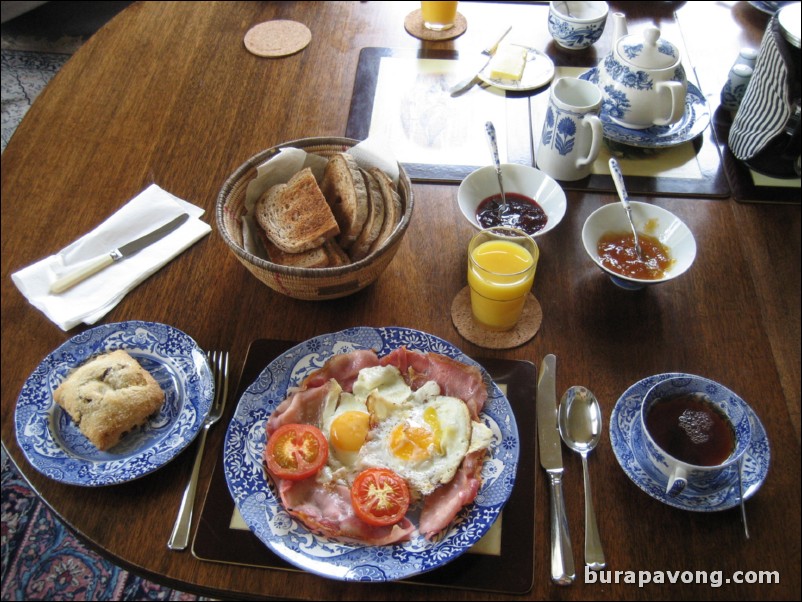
[616,27,679,70]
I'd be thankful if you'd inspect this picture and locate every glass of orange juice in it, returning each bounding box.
[420,1,459,31]
[467,226,539,331]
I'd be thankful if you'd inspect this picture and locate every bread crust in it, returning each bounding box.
[349,169,386,261]
[321,153,369,249]
[367,167,403,255]
[53,350,165,451]
[255,168,340,254]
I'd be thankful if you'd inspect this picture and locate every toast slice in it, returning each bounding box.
[321,153,368,250]
[349,169,386,261]
[254,168,340,254]
[263,238,330,268]
[323,240,351,266]
[367,167,403,255]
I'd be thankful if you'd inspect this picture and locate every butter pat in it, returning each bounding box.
[488,44,527,81]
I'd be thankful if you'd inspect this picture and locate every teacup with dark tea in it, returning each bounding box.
[640,375,752,496]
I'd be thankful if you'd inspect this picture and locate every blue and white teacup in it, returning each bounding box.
[537,77,603,181]
[548,1,609,51]
[638,375,752,497]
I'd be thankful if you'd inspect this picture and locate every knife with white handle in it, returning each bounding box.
[450,26,512,96]
[537,354,575,585]
[49,213,189,294]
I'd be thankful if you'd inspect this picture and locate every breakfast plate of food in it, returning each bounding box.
[223,326,519,582]
[14,321,213,486]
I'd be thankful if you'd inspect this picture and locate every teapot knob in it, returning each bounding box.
[643,27,661,48]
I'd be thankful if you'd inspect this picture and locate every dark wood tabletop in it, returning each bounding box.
[2,1,799,600]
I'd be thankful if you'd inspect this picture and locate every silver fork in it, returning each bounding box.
[168,350,229,550]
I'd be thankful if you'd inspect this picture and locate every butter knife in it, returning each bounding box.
[449,26,512,96]
[537,354,575,585]
[50,213,190,294]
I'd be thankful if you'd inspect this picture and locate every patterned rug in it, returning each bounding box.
[1,38,210,602]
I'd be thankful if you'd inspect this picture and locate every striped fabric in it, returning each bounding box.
[729,15,793,160]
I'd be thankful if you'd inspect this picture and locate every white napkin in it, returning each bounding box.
[241,139,400,258]
[12,184,212,331]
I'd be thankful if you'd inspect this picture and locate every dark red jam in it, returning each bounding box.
[476,193,548,235]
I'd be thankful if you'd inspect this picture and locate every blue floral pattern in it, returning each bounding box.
[548,13,605,49]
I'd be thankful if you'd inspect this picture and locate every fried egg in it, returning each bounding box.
[358,393,473,498]
[316,363,492,499]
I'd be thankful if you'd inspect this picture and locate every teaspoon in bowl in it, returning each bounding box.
[485,121,508,217]
[559,386,606,570]
[609,157,643,261]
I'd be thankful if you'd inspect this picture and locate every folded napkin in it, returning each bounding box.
[12,184,212,331]
[241,138,400,259]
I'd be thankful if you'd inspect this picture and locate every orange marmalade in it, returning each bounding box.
[597,232,674,280]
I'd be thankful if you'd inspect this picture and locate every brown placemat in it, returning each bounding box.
[451,286,542,349]
[404,9,467,41]
[193,339,537,594]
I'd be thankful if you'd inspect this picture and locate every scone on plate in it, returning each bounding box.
[53,349,165,451]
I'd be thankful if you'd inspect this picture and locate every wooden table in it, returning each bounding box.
[2,1,800,600]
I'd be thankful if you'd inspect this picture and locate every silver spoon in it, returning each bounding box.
[559,386,606,570]
[738,456,750,539]
[609,157,643,261]
[485,121,508,217]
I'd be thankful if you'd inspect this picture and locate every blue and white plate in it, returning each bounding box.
[14,321,213,487]
[579,67,711,148]
[223,326,519,582]
[610,373,770,511]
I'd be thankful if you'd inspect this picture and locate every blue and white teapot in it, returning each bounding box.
[597,15,687,130]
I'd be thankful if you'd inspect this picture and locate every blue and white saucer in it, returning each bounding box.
[609,373,770,512]
[579,68,711,149]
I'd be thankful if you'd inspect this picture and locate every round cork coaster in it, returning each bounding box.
[451,287,542,349]
[244,20,312,58]
[404,10,467,41]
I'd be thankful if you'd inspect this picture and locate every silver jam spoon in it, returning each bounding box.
[609,157,643,261]
[485,121,508,217]
[559,386,606,570]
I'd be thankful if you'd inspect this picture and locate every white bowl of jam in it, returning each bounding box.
[458,164,567,237]
[582,201,696,290]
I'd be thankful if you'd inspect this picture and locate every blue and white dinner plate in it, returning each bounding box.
[579,67,711,148]
[223,326,520,582]
[610,373,770,512]
[14,321,213,487]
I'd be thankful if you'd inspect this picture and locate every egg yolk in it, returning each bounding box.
[329,411,370,452]
[390,407,442,461]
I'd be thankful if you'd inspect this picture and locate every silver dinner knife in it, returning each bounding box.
[49,213,190,294]
[537,354,575,585]
[449,26,512,96]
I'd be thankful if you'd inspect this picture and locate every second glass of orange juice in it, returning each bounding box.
[420,1,459,31]
[467,227,539,331]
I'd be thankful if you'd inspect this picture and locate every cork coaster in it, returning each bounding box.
[244,20,312,57]
[451,287,542,349]
[404,10,467,41]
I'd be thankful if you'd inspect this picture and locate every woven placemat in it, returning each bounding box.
[404,9,467,41]
[451,286,542,349]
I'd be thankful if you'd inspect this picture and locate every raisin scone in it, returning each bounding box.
[53,349,165,451]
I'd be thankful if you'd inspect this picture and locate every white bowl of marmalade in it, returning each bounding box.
[582,201,696,290]
[458,164,567,237]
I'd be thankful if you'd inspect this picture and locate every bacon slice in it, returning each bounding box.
[418,449,485,540]
[301,349,380,392]
[380,347,488,418]
[266,379,337,436]
[278,477,415,545]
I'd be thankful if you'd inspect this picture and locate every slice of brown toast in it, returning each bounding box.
[349,169,386,261]
[367,167,403,255]
[255,168,340,254]
[263,238,330,268]
[320,153,368,250]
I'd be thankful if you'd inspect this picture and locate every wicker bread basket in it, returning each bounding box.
[216,137,413,300]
